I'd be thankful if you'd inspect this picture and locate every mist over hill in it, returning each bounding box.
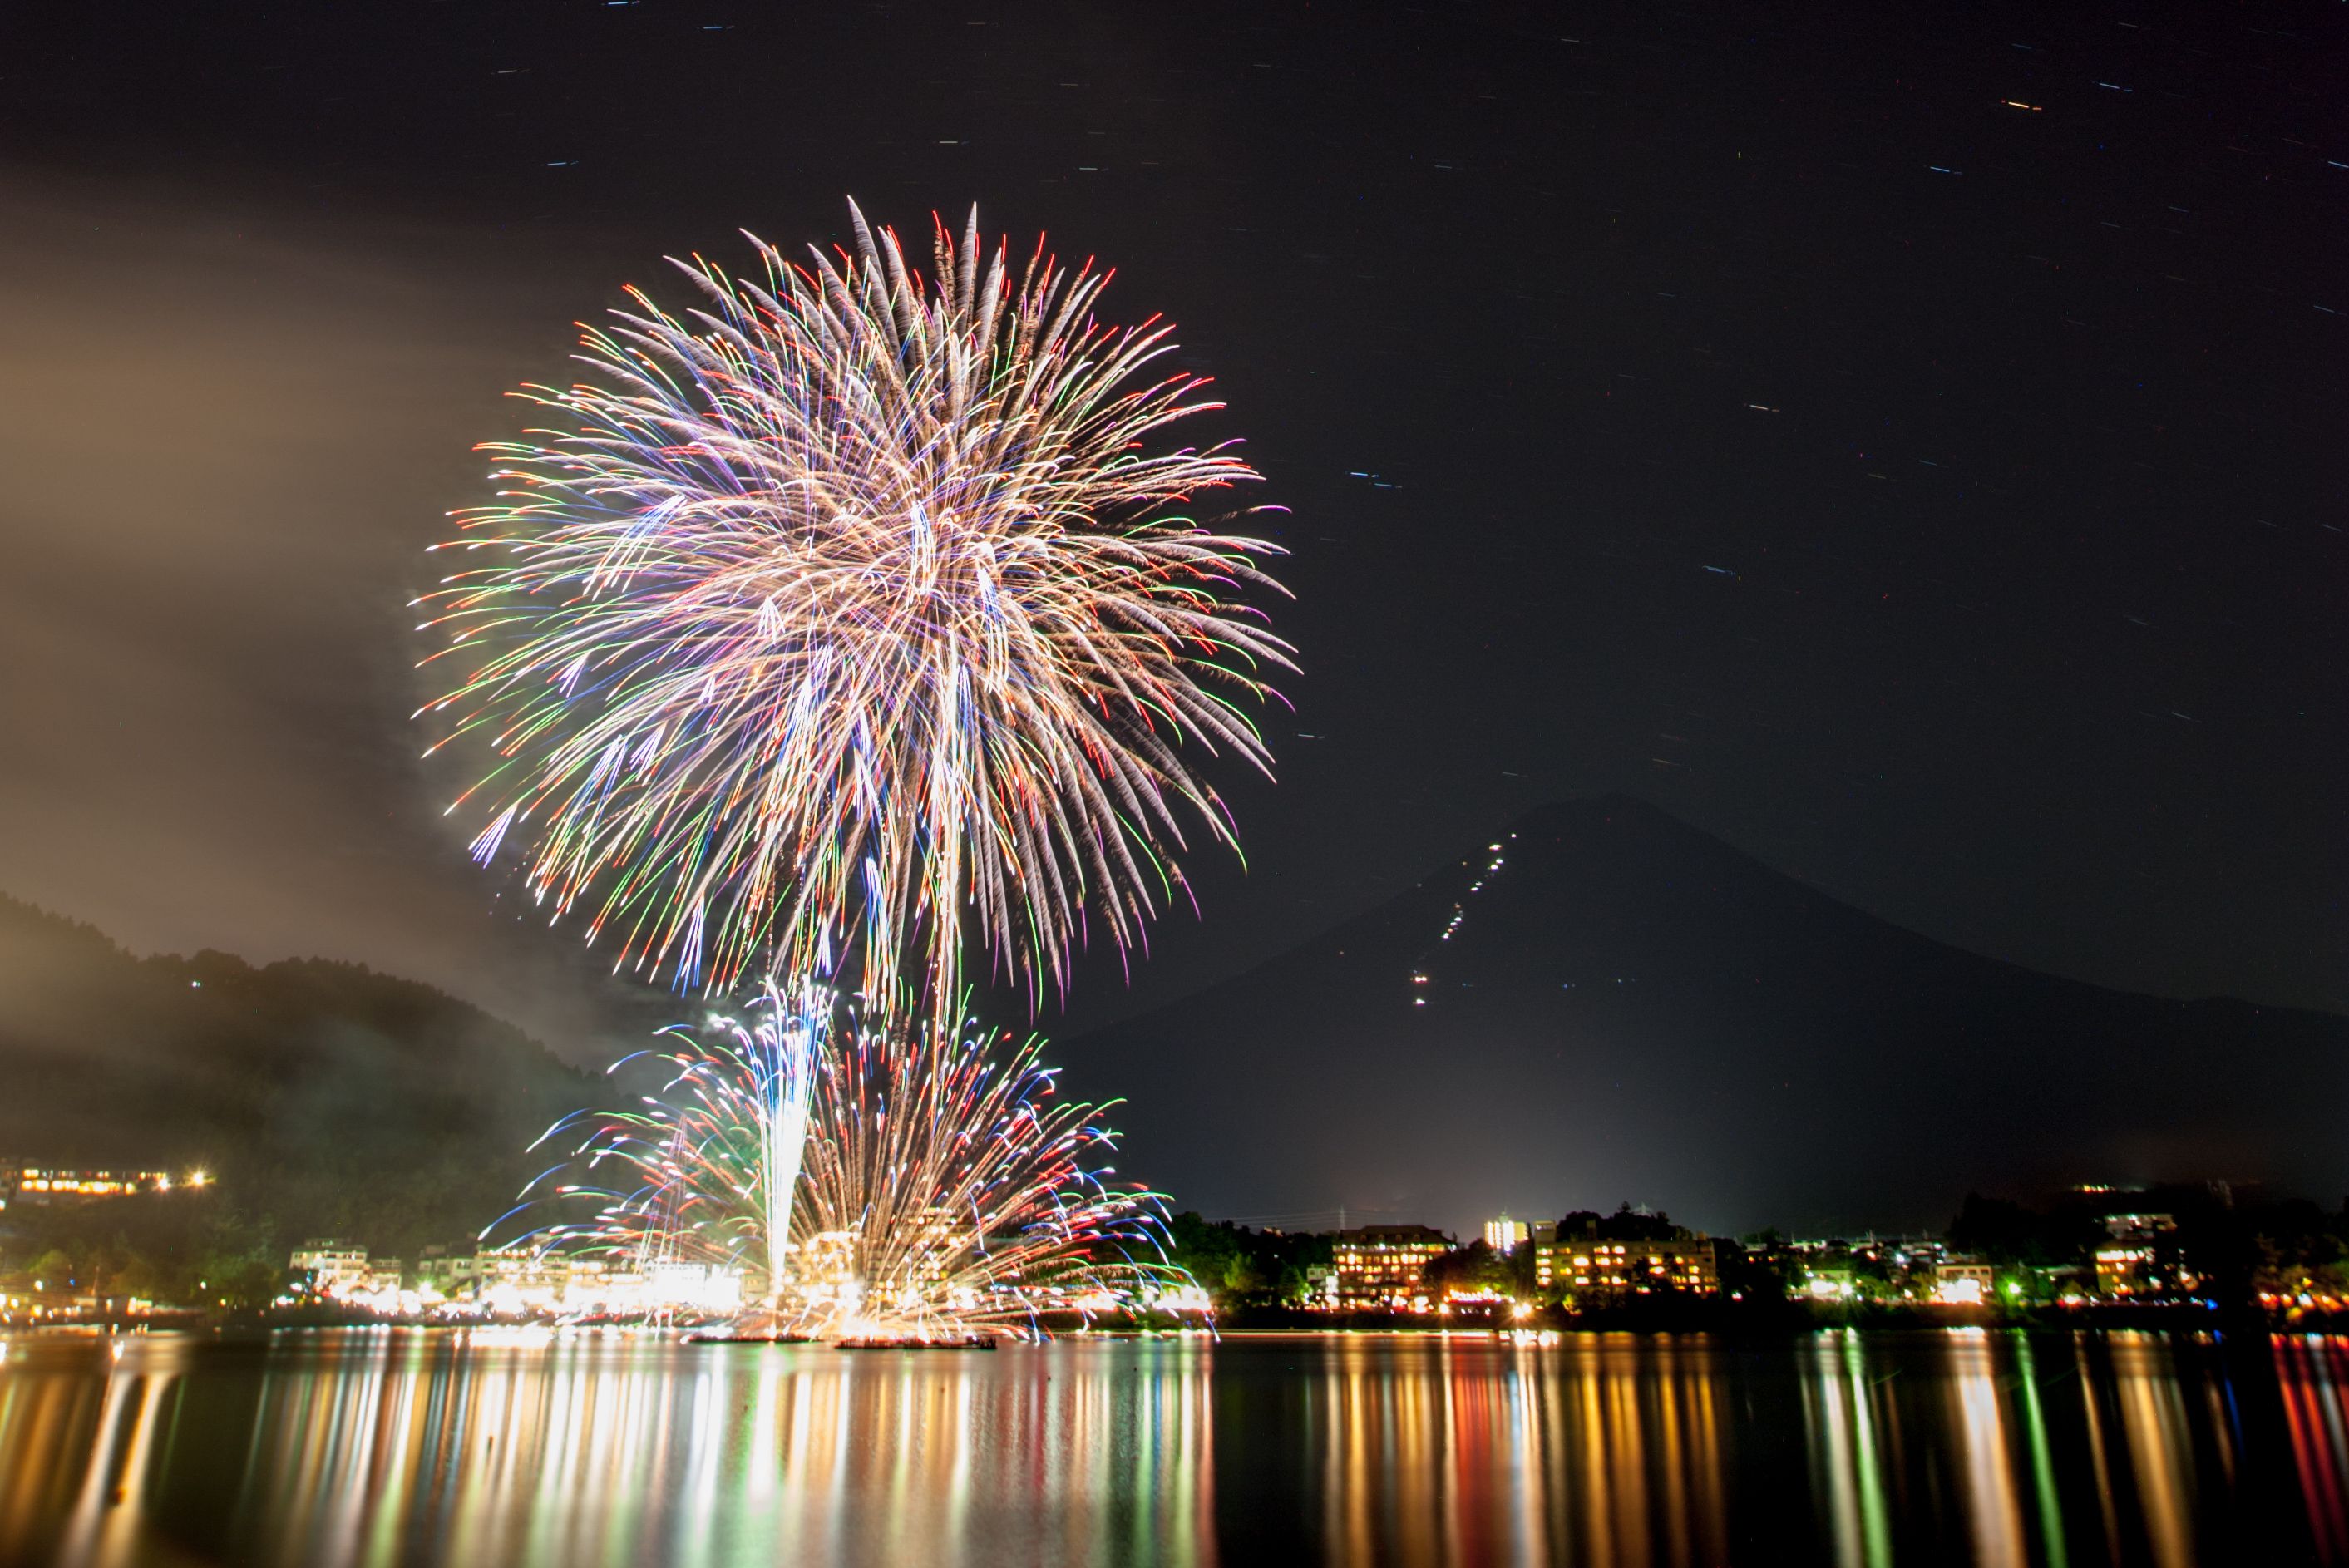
[1065,795,2349,1236]
[0,894,592,1259]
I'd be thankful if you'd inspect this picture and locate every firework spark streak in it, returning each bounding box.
[510,986,1182,1335]
[417,202,1291,1007]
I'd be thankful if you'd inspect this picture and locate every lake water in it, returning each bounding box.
[1,1328,2342,1566]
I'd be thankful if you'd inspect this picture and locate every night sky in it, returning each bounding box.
[1,1,2339,1082]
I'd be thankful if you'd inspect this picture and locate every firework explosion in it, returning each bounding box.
[507,985,1183,1338]
[417,202,1291,1009]
[430,203,1281,1334]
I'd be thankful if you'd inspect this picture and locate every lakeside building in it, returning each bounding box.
[289,1240,368,1284]
[900,1211,965,1287]
[1331,1225,1453,1310]
[411,1245,745,1314]
[795,1230,859,1287]
[289,1240,403,1296]
[5,1166,209,1209]
[397,1235,1154,1322]
[2095,1211,2193,1298]
[1932,1259,1996,1304]
[1537,1224,1719,1299]
[1767,1230,2219,1308]
[419,1246,559,1304]
[1785,1238,1938,1303]
[780,1229,861,1317]
[1778,1238,2004,1304]
[1483,1215,1530,1255]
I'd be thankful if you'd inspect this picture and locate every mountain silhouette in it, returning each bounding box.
[1065,795,2347,1235]
[0,894,592,1259]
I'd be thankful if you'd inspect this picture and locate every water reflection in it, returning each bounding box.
[5,1332,1218,1568]
[1803,1332,1892,1568]
[0,1328,2338,1567]
[1794,1329,2296,1568]
[2280,1337,2349,1562]
[1305,1335,1725,1566]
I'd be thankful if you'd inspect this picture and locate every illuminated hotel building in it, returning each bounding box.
[1932,1259,1996,1304]
[896,1210,965,1288]
[799,1230,858,1284]
[1331,1225,1452,1309]
[1483,1215,1530,1255]
[7,1166,197,1206]
[1535,1232,1719,1298]
[423,1245,580,1300]
[416,1246,743,1313]
[289,1241,372,1290]
[2095,1211,2189,1299]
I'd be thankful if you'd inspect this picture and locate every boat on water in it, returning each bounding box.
[681,1329,819,1344]
[835,1335,997,1352]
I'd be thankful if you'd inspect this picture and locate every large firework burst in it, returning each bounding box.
[417,202,1290,1006]
[508,985,1182,1337]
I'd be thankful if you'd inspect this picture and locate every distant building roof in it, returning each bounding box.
[1338,1225,1451,1245]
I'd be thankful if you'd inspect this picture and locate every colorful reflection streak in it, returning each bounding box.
[4,1332,1214,1568]
[2279,1336,2349,1561]
[1795,1329,2346,1568]
[1305,1334,1728,1566]
[0,1329,2338,1568]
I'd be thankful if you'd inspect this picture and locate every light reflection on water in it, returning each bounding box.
[2280,1337,2349,1562]
[0,1328,2337,1566]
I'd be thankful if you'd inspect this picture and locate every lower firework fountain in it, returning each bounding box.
[501,984,1192,1344]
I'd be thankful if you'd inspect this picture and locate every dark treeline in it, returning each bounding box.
[1163,1214,1333,1309]
[1949,1183,2349,1308]
[1166,1186,2349,1325]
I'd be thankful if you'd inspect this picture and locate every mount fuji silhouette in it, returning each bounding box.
[1068,795,2346,1235]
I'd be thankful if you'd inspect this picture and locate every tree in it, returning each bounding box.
[1164,1213,1333,1310]
[1424,1241,1517,1300]
[1947,1192,2100,1270]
